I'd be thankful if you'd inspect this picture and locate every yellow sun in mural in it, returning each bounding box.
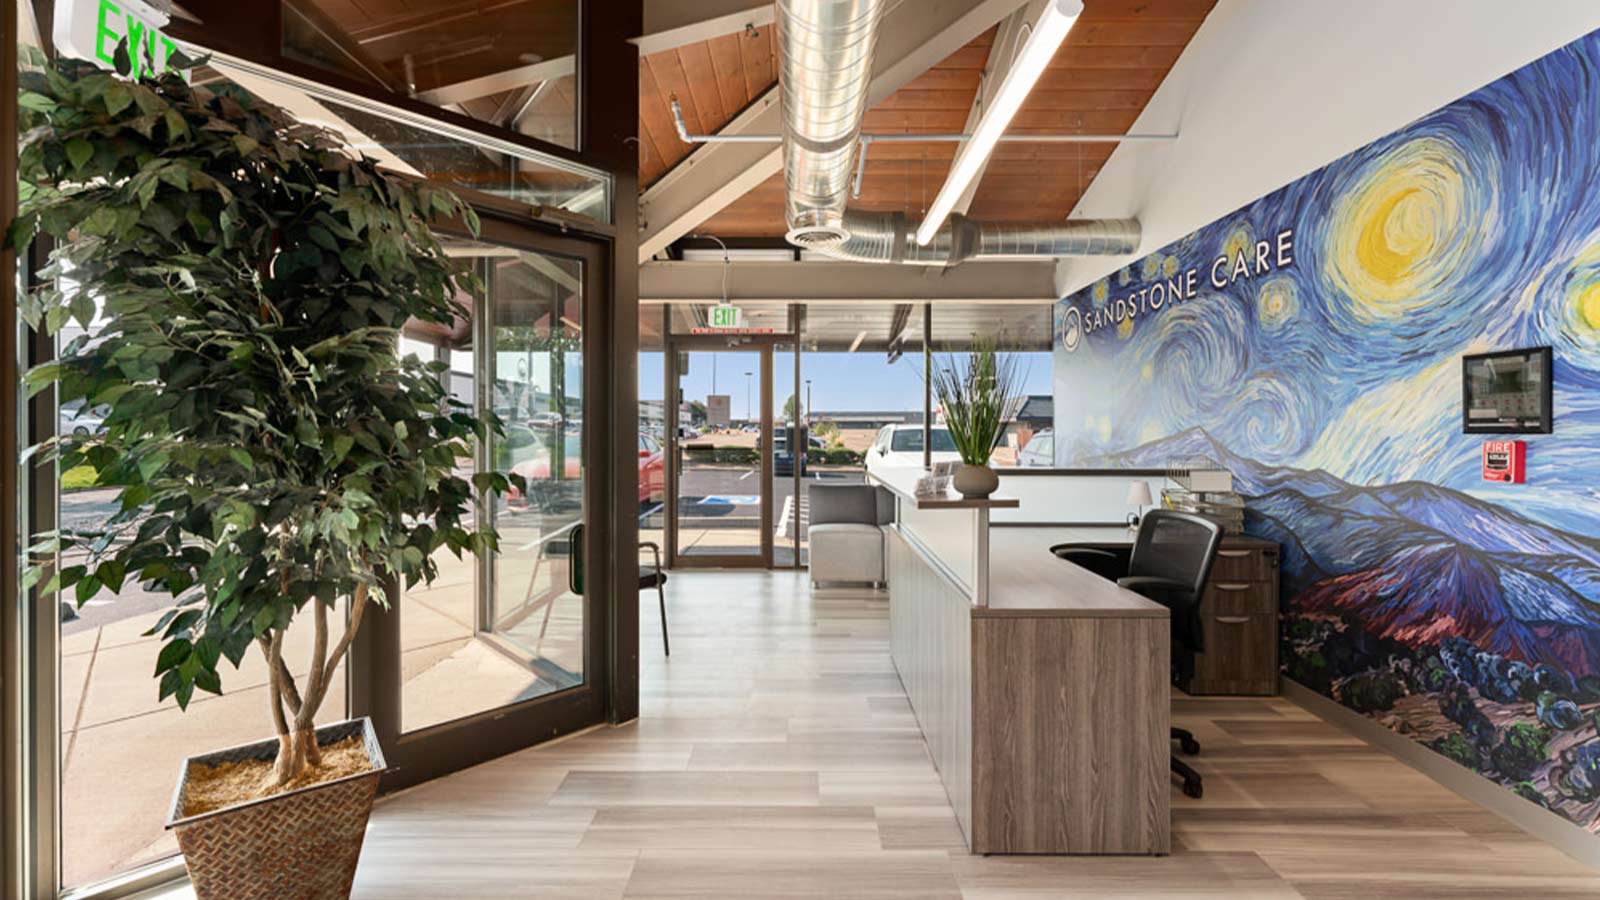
[1092,279,1109,306]
[1580,281,1600,332]
[1162,255,1180,278]
[1328,137,1479,321]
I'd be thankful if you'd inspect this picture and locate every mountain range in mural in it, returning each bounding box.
[1084,429,1600,827]
[1055,28,1600,827]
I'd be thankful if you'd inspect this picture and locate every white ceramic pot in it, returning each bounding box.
[953,463,999,499]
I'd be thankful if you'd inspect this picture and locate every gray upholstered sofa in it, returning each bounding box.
[808,483,893,587]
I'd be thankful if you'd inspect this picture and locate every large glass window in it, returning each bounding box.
[16,47,609,893]
[281,0,579,151]
[195,56,610,221]
[49,287,352,893]
[639,307,667,551]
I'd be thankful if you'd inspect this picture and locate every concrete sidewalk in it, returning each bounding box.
[61,547,585,890]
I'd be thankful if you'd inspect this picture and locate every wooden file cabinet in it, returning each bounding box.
[1188,537,1280,696]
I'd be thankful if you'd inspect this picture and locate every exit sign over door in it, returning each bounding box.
[708,304,742,329]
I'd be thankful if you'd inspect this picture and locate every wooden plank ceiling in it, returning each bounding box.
[649,0,1215,239]
[287,0,578,120]
[638,25,777,186]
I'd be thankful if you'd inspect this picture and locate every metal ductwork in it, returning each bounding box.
[776,0,884,250]
[815,210,1141,265]
[775,0,1143,263]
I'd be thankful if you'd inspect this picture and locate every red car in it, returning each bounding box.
[505,432,664,510]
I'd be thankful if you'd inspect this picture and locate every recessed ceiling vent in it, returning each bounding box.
[784,223,850,250]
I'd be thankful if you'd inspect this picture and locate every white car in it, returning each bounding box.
[1016,429,1055,467]
[864,424,961,477]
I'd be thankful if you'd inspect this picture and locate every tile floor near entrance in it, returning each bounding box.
[149,570,1600,899]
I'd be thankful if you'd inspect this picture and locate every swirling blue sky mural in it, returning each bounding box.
[1055,30,1600,827]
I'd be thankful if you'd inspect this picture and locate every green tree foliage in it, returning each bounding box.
[10,53,514,783]
[1337,670,1405,714]
[812,419,842,449]
[1491,722,1553,781]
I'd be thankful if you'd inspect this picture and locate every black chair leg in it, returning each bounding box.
[657,582,670,657]
[1173,727,1200,756]
[1171,756,1203,799]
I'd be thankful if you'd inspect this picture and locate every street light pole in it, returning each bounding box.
[744,371,753,423]
[805,379,812,425]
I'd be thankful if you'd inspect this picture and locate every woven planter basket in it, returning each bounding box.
[165,717,385,900]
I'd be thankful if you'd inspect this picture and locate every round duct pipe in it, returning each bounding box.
[810,211,1142,265]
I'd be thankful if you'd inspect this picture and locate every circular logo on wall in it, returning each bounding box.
[1058,305,1083,353]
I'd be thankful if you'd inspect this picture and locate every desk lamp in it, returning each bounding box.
[1126,480,1154,528]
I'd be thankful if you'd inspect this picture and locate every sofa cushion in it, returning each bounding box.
[809,484,881,526]
[809,522,886,583]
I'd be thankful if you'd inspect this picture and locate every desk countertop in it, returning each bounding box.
[868,466,1021,511]
[978,526,1167,620]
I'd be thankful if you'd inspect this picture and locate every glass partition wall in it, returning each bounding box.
[654,300,1057,572]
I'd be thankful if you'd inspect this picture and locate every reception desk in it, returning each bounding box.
[870,467,1171,856]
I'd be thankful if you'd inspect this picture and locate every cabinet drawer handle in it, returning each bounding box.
[1215,615,1252,625]
[1217,550,1252,558]
[1214,582,1252,591]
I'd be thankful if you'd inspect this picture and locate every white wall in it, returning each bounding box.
[1056,0,1600,295]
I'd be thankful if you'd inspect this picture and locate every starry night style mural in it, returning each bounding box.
[1054,30,1600,828]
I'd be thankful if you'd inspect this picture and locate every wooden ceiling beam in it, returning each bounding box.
[416,55,576,106]
[637,0,1032,264]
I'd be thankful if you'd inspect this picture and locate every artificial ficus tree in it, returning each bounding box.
[10,52,517,786]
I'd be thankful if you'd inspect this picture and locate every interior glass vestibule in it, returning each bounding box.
[3,2,636,896]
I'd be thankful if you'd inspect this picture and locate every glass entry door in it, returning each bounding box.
[375,217,609,789]
[668,345,772,567]
[480,248,586,687]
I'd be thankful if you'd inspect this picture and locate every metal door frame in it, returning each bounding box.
[664,334,797,569]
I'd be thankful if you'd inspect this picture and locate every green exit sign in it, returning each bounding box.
[54,0,184,80]
[708,304,742,329]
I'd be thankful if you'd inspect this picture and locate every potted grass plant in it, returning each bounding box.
[928,338,1025,498]
[10,48,514,899]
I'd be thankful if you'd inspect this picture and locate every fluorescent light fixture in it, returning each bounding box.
[913,0,1084,246]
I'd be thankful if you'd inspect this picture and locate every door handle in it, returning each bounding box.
[1215,615,1252,625]
[1217,550,1251,558]
[1214,582,1252,591]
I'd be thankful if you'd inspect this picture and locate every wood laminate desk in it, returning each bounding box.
[871,471,1171,856]
[1016,525,1282,696]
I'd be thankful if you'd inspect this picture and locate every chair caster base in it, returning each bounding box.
[1179,735,1200,755]
[1181,778,1203,799]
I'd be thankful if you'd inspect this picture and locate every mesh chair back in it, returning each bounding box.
[1128,510,1224,603]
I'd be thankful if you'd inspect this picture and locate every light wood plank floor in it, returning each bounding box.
[153,570,1600,898]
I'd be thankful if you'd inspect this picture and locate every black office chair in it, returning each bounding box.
[1053,510,1223,799]
[567,524,670,656]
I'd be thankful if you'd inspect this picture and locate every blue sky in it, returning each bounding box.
[639,351,1053,417]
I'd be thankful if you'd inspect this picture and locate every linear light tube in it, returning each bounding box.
[914,0,1084,246]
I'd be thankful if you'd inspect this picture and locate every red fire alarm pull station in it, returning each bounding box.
[1482,440,1526,483]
